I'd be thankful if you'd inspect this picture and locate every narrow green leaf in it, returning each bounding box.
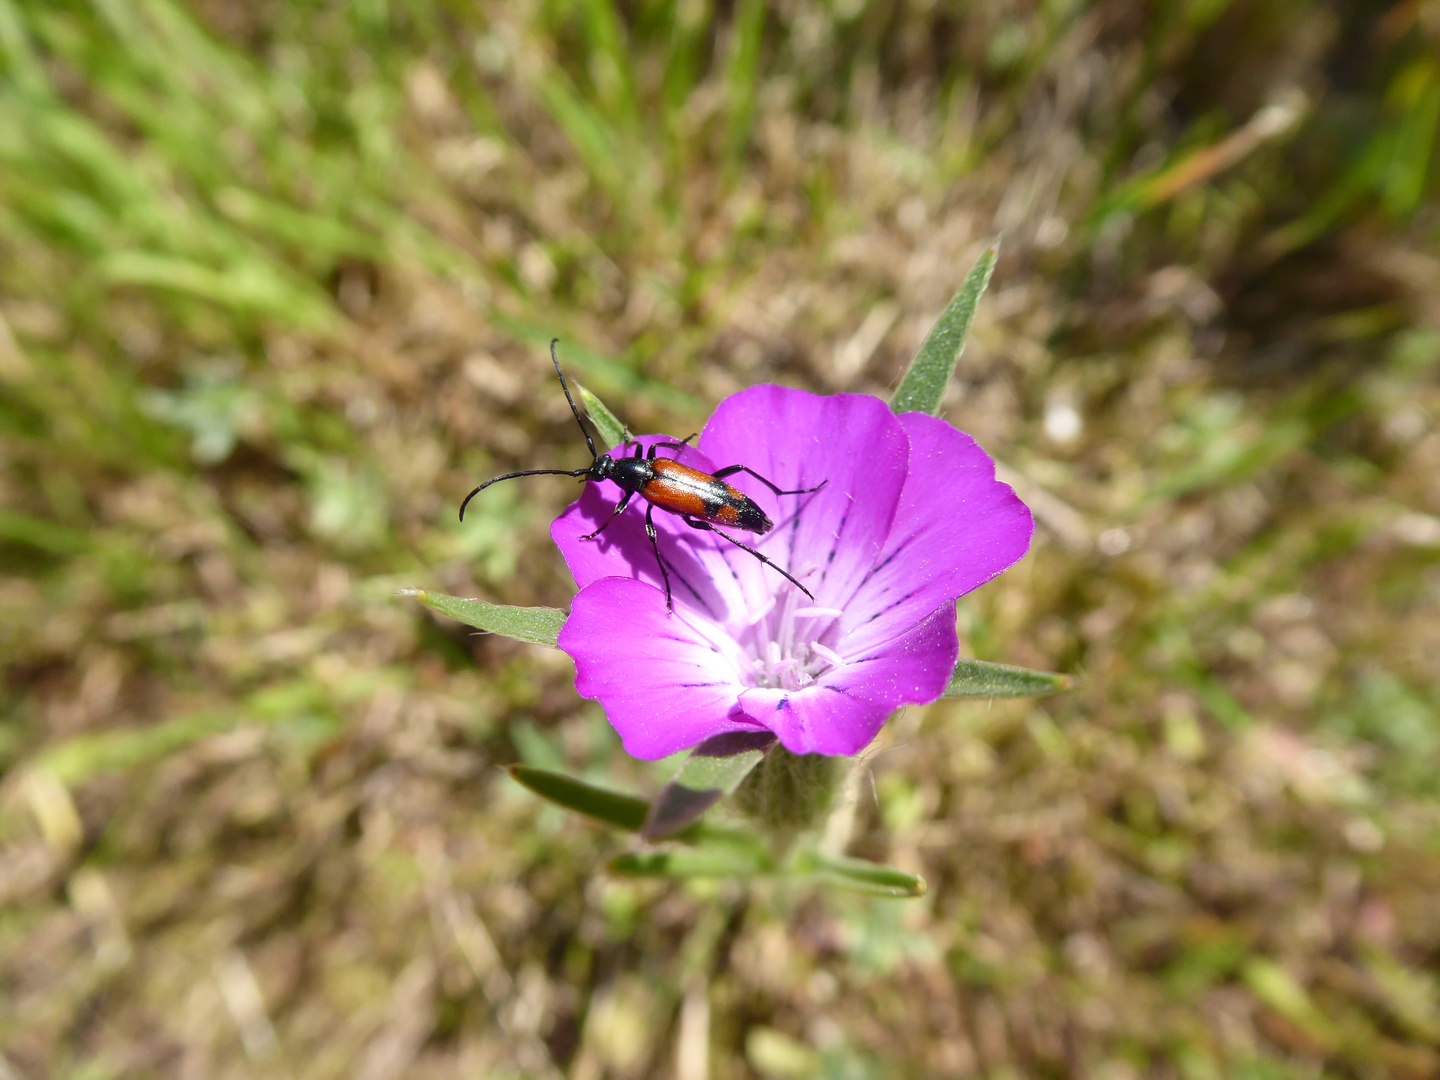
[508,765,648,832]
[890,244,998,417]
[642,731,775,842]
[402,589,565,648]
[576,383,631,450]
[611,844,771,880]
[790,849,928,898]
[507,766,768,853]
[945,657,1074,699]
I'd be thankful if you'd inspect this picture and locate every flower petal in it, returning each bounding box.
[838,413,1033,658]
[558,576,765,760]
[699,387,909,609]
[738,604,959,755]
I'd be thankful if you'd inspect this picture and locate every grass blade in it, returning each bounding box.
[403,589,566,647]
[576,0,640,133]
[890,243,998,417]
[534,67,623,199]
[0,0,49,97]
[722,0,766,164]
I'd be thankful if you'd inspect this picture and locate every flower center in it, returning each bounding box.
[739,585,846,692]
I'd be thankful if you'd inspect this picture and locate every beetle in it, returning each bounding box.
[460,340,825,613]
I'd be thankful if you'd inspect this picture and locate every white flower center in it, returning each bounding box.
[738,583,846,692]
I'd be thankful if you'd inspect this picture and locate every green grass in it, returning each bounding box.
[2,1,1439,1077]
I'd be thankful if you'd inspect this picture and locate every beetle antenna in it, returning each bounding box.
[459,468,589,521]
[549,339,598,463]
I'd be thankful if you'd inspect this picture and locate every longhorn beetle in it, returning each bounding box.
[460,340,825,613]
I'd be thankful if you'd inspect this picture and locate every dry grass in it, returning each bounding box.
[2,1,1439,1077]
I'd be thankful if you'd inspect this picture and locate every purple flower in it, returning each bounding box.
[552,388,1033,759]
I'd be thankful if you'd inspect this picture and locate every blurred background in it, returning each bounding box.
[2,1,1439,1077]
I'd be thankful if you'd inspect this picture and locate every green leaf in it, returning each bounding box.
[508,765,648,832]
[611,844,771,880]
[642,731,775,842]
[508,765,767,852]
[576,382,632,450]
[890,244,998,417]
[945,657,1074,699]
[790,849,928,898]
[402,589,566,648]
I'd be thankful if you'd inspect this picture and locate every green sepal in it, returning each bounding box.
[402,589,566,648]
[789,848,928,898]
[576,383,632,450]
[642,731,776,842]
[890,243,999,417]
[944,657,1075,699]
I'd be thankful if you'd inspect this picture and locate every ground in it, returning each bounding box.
[2,1,1439,1078]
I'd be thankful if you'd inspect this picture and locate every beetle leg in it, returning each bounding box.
[646,504,675,612]
[579,490,633,541]
[711,465,827,499]
[647,433,698,459]
[681,517,815,601]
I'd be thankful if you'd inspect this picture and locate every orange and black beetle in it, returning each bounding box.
[460,341,823,612]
